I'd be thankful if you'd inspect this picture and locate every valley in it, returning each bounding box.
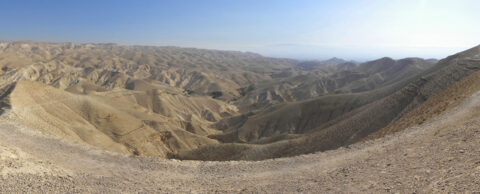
[0,41,479,192]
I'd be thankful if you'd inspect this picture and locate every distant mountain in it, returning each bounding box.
[294,57,353,71]
[323,57,349,64]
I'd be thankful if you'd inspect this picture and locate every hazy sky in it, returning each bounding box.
[0,0,479,60]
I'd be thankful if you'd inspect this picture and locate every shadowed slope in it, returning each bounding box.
[234,57,435,111]
[212,58,437,143]
[176,45,480,160]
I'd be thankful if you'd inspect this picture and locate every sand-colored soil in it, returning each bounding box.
[1,90,479,193]
[0,41,479,193]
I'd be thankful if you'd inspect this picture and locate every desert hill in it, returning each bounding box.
[0,41,478,162]
[234,57,435,111]
[1,56,479,192]
[0,41,298,100]
[6,80,238,157]
[176,45,480,160]
[0,41,479,192]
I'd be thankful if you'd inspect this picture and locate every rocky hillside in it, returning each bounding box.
[0,41,298,101]
[234,57,435,111]
[2,41,474,161]
[176,45,480,160]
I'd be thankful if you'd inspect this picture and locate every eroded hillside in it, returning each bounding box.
[0,41,478,161]
[1,71,479,192]
[177,45,480,160]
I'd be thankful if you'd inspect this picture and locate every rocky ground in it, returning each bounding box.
[1,90,479,193]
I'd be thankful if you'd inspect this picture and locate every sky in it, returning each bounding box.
[0,0,479,61]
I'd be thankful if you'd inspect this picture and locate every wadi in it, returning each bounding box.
[0,41,479,192]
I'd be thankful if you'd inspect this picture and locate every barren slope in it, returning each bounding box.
[177,45,480,160]
[5,80,237,157]
[0,85,479,193]
[0,41,299,100]
[0,41,442,160]
[0,41,479,192]
[235,57,435,111]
